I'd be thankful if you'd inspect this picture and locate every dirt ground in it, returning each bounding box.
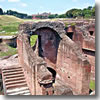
[0,44,9,52]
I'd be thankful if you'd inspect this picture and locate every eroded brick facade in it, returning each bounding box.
[17,21,95,95]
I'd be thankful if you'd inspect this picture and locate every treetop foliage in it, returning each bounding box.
[0,6,95,19]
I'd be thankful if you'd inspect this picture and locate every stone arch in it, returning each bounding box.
[17,21,91,95]
[31,27,61,64]
[65,25,75,40]
[88,24,95,36]
[22,21,66,38]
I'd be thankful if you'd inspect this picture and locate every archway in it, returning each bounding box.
[33,27,61,64]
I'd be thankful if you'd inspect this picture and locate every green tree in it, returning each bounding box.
[82,8,92,18]
[66,9,74,18]
[87,6,92,10]
[58,14,66,18]
[0,8,3,15]
[92,6,95,17]
[66,9,82,18]
[72,9,82,18]
[48,14,58,19]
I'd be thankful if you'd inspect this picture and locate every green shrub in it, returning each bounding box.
[64,22,76,28]
[89,80,95,90]
[30,35,38,47]
[0,45,17,57]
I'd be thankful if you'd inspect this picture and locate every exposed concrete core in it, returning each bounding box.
[17,21,95,95]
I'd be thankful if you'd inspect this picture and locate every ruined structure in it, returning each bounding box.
[0,19,95,95]
[65,21,95,80]
[0,36,17,48]
[16,20,94,95]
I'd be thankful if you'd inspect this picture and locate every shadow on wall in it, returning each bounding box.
[0,39,2,43]
[47,67,56,78]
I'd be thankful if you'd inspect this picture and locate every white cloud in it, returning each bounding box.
[8,0,20,2]
[0,0,5,2]
[21,3,27,7]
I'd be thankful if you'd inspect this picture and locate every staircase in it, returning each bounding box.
[2,66,31,95]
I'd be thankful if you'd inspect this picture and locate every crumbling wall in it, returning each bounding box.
[74,24,95,81]
[56,35,91,95]
[17,33,43,95]
[17,21,91,95]
[66,23,95,81]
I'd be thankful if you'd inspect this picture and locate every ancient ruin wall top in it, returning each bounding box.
[19,21,66,38]
[18,21,90,62]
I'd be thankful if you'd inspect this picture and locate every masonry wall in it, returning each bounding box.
[71,24,95,81]
[56,36,91,95]
[17,34,42,95]
[82,49,95,80]
[17,21,92,95]
[82,35,95,81]
[82,38,95,51]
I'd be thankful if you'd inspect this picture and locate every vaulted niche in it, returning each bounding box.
[67,32,73,40]
[35,27,61,64]
[89,31,94,36]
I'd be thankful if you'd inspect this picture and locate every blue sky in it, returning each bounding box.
[0,0,95,15]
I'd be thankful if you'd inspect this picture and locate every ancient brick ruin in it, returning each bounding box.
[16,20,95,95]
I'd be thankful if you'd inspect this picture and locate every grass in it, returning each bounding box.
[0,15,77,36]
[0,45,17,57]
[0,22,20,32]
[0,15,24,35]
[0,15,23,24]
[30,35,38,47]
[89,80,95,90]
[0,35,37,57]
[0,15,46,36]
[64,22,76,28]
[0,15,38,58]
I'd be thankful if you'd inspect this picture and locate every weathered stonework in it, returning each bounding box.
[65,22,95,81]
[17,21,93,95]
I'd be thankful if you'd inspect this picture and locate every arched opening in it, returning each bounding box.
[89,31,94,36]
[34,27,61,64]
